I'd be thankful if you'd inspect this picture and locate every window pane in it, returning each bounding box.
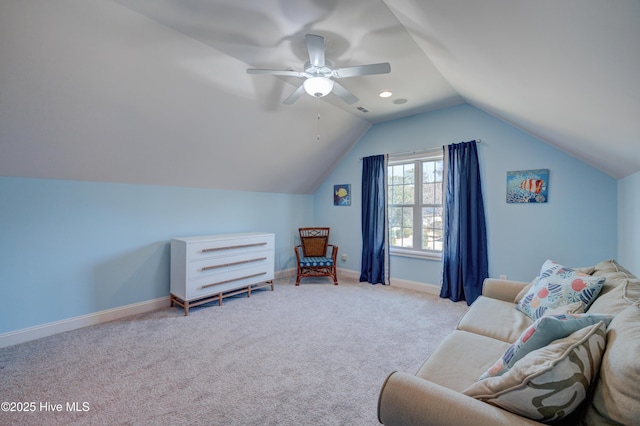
[403,164,414,184]
[422,207,443,250]
[402,207,413,228]
[434,207,443,220]
[433,160,443,182]
[400,206,413,248]
[423,182,435,204]
[389,207,402,228]
[389,206,402,247]
[423,160,443,205]
[423,161,435,183]
[392,165,403,181]
[389,207,413,248]
[389,185,398,204]
[403,184,414,204]
[434,181,443,204]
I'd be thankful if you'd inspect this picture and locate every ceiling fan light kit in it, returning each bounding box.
[303,77,334,98]
[247,34,390,105]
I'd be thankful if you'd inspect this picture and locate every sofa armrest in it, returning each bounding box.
[482,278,530,302]
[378,371,541,426]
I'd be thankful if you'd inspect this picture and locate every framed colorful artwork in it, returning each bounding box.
[506,169,549,203]
[334,184,351,206]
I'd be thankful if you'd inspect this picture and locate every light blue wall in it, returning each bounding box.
[315,104,618,284]
[1,104,627,336]
[618,171,640,276]
[0,177,313,334]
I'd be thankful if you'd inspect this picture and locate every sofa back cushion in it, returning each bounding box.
[584,303,640,425]
[591,258,636,278]
[587,259,640,314]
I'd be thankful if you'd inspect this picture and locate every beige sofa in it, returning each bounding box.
[378,259,640,425]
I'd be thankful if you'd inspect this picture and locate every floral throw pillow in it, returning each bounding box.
[516,260,605,320]
[479,313,613,380]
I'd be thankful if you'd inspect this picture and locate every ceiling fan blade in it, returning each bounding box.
[333,62,391,78]
[283,84,306,105]
[305,34,325,67]
[332,81,359,105]
[247,68,306,78]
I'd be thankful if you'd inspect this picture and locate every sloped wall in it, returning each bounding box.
[0,177,313,335]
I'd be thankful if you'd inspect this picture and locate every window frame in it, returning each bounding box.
[388,150,445,261]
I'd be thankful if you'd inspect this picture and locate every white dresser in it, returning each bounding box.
[170,232,275,315]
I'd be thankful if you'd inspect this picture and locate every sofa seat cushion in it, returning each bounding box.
[457,296,533,343]
[585,303,640,425]
[416,330,511,393]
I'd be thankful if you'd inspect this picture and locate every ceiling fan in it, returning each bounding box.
[246,34,391,105]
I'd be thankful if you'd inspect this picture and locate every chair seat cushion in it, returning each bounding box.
[300,257,334,267]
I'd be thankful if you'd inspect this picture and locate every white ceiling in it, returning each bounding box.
[1,0,639,194]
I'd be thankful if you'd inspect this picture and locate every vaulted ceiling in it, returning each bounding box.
[1,0,639,194]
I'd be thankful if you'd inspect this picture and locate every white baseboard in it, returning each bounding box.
[337,268,359,280]
[389,277,440,295]
[0,296,170,349]
[337,268,441,295]
[275,268,296,280]
[1,271,440,348]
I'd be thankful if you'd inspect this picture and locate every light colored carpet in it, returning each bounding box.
[0,274,468,426]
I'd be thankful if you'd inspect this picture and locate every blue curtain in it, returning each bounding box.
[440,141,488,305]
[360,155,389,284]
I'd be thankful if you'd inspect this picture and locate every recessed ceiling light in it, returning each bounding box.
[379,91,393,98]
[393,98,408,104]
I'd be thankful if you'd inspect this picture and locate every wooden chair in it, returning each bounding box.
[294,227,338,286]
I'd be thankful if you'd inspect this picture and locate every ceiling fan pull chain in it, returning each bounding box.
[317,97,321,141]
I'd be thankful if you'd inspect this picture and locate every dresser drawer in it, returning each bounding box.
[186,263,274,299]
[187,235,274,261]
[187,250,274,280]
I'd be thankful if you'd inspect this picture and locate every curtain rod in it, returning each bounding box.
[360,139,481,160]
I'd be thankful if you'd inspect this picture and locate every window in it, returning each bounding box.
[388,152,444,259]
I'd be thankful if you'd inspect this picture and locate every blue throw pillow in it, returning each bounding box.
[479,313,613,380]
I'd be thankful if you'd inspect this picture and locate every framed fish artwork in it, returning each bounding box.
[506,169,549,203]
[334,184,351,206]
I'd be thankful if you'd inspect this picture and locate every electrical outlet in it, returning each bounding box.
[341,254,347,261]
[500,274,507,280]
